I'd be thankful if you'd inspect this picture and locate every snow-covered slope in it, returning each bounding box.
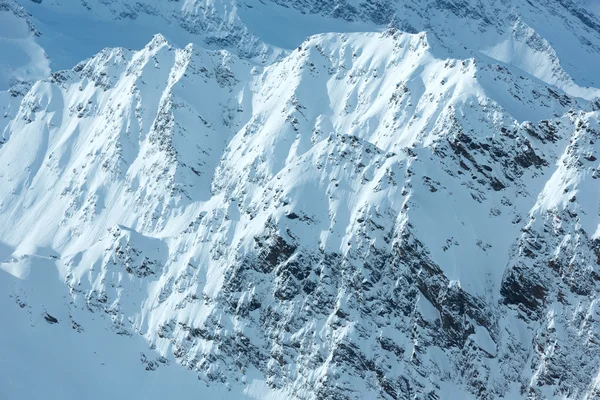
[0,1,49,88]
[3,1,600,399]
[5,0,600,96]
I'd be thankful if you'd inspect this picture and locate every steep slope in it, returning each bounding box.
[0,256,285,400]
[2,27,600,399]
[0,0,49,88]
[252,0,600,95]
[7,0,600,99]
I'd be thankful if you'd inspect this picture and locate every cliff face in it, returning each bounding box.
[2,1,600,399]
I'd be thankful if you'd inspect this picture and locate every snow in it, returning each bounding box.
[0,256,294,400]
[0,3,49,89]
[237,1,379,49]
[2,0,600,398]
[471,325,497,356]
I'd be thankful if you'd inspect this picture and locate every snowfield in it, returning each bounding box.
[2,0,600,399]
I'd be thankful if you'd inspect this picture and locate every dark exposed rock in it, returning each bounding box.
[43,312,58,324]
[500,263,547,316]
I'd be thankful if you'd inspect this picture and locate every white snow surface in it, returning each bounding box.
[2,0,600,399]
[0,1,49,88]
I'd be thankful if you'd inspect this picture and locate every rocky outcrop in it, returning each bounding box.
[2,7,600,399]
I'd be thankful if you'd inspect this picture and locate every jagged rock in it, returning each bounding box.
[3,1,600,399]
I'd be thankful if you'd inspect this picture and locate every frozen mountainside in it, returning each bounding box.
[2,1,600,400]
[3,25,600,399]
[0,0,49,88]
[4,0,600,97]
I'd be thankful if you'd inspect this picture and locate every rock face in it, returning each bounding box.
[2,1,600,400]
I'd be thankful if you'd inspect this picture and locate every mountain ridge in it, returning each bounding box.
[2,1,600,399]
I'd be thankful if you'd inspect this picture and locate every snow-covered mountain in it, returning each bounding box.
[2,0,600,399]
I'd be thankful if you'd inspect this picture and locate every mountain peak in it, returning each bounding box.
[3,1,600,399]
